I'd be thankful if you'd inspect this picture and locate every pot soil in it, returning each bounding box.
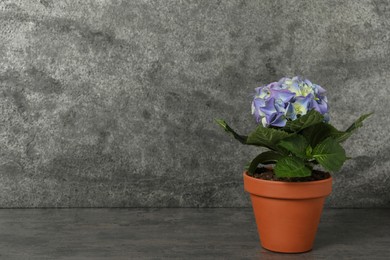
[243,168,332,253]
[250,167,331,182]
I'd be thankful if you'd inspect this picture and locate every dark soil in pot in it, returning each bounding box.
[249,167,331,182]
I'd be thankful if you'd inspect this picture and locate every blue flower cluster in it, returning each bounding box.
[251,76,329,127]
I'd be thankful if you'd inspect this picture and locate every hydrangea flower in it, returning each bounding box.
[251,76,329,127]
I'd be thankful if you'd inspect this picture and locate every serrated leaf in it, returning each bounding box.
[301,122,335,147]
[329,130,352,143]
[277,134,309,158]
[284,109,324,132]
[246,125,291,151]
[274,156,312,178]
[345,113,373,132]
[302,113,373,145]
[312,137,347,172]
[333,113,373,142]
[247,151,284,175]
[215,119,248,144]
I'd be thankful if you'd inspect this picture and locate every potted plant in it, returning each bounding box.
[216,76,371,253]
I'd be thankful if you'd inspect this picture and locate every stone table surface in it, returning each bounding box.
[0,208,388,259]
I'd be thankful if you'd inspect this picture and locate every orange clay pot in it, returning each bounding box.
[243,171,332,253]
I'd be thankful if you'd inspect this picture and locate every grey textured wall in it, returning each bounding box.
[0,0,388,207]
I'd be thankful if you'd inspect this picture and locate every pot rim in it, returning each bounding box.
[243,171,333,199]
[243,170,332,185]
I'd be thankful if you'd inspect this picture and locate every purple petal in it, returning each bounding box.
[274,99,286,113]
[269,113,287,127]
[253,98,266,109]
[267,82,282,89]
[270,89,295,103]
[259,98,277,116]
[278,77,290,84]
[289,81,301,95]
[310,99,321,113]
[317,99,328,114]
[304,79,313,87]
[285,103,297,120]
[309,99,328,115]
[252,102,261,123]
[295,94,312,108]
[313,84,326,95]
[254,86,264,95]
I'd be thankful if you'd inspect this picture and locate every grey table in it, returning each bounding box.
[0,208,388,259]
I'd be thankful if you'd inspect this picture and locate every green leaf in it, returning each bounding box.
[345,113,373,132]
[215,119,247,144]
[332,113,373,142]
[277,134,309,159]
[312,137,347,172]
[306,145,313,157]
[274,156,312,178]
[301,122,335,147]
[246,125,291,151]
[302,112,373,145]
[284,109,324,132]
[247,151,284,175]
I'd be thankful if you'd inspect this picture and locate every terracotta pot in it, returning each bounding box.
[243,171,332,253]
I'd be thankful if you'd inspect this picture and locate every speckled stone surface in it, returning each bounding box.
[0,208,389,259]
[0,0,388,207]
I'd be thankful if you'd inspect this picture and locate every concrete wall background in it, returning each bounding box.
[0,0,388,207]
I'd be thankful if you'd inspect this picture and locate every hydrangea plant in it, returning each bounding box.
[216,76,372,178]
